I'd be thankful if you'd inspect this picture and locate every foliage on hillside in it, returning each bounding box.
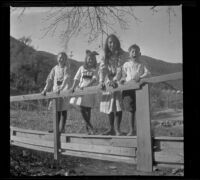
[10,36,82,94]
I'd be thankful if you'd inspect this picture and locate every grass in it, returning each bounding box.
[10,100,183,137]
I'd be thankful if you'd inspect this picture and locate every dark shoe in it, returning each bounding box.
[127,131,136,136]
[86,131,91,135]
[48,130,53,133]
[102,129,115,135]
[115,131,123,136]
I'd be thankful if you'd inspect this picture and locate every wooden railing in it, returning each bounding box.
[10,72,183,172]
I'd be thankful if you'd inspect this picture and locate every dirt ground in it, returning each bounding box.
[10,145,183,176]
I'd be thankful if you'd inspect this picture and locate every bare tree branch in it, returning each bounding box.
[150,6,158,14]
[12,6,178,49]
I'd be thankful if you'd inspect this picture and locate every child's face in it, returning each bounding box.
[57,54,67,66]
[108,37,117,53]
[129,48,140,60]
[86,55,95,68]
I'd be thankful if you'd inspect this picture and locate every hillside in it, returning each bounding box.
[10,36,83,94]
[10,36,182,95]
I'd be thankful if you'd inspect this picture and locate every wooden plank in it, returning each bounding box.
[11,136,54,148]
[10,127,137,139]
[154,151,184,164]
[136,84,153,172]
[11,136,136,157]
[64,136,137,148]
[11,141,136,164]
[10,126,50,135]
[141,72,182,84]
[62,133,137,139]
[11,141,54,153]
[153,140,183,164]
[11,129,137,147]
[10,83,140,102]
[13,131,53,141]
[52,99,60,160]
[62,150,137,164]
[62,143,136,157]
[157,141,183,151]
[153,136,183,141]
[154,163,184,169]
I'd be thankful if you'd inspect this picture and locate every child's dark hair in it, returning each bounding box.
[84,50,98,69]
[58,52,68,60]
[57,52,70,68]
[104,34,122,65]
[128,44,140,53]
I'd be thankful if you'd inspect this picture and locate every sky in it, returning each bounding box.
[10,6,182,63]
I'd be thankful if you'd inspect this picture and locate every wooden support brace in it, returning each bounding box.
[52,99,60,161]
[136,84,153,172]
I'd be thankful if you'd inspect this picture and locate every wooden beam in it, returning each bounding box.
[141,72,182,84]
[154,151,183,164]
[62,133,137,139]
[10,126,50,135]
[136,84,153,172]
[61,143,136,157]
[10,72,182,102]
[10,127,137,139]
[10,126,138,146]
[11,140,136,164]
[154,163,184,169]
[11,136,54,148]
[153,136,184,141]
[61,150,137,164]
[11,135,136,157]
[65,136,137,148]
[153,139,184,164]
[10,82,140,102]
[11,141,54,153]
[52,99,60,160]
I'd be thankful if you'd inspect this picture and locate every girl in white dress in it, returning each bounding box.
[41,52,71,133]
[99,34,127,136]
[69,50,99,134]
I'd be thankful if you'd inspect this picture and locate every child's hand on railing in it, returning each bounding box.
[68,88,75,93]
[108,80,118,89]
[119,79,125,85]
[56,89,61,95]
[99,82,106,91]
[134,74,141,82]
[41,90,47,96]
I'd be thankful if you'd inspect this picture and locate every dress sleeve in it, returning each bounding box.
[46,67,55,83]
[139,64,150,78]
[43,67,55,92]
[74,66,82,81]
[113,66,122,82]
[121,63,127,81]
[98,57,108,83]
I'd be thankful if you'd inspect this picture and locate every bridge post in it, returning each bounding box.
[135,83,153,172]
[52,99,60,161]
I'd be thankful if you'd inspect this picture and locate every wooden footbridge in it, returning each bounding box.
[10,72,183,172]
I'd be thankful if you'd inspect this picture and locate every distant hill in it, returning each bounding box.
[10,36,182,95]
[10,36,83,94]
